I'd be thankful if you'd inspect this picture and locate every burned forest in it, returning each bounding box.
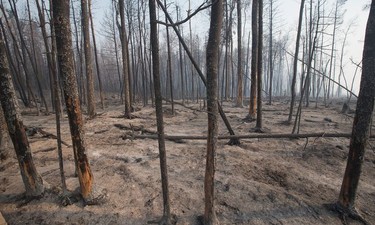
[0,0,374,225]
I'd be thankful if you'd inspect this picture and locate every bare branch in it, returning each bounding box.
[156,0,213,27]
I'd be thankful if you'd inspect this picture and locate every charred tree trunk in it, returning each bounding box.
[235,0,243,107]
[52,0,96,203]
[204,0,223,224]
[119,0,132,118]
[88,0,104,109]
[164,0,174,115]
[0,32,44,197]
[336,2,375,221]
[255,0,263,130]
[268,0,273,105]
[0,106,9,160]
[81,0,96,118]
[149,0,172,224]
[287,0,305,124]
[248,0,258,119]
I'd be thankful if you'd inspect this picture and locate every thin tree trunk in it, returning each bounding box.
[327,1,338,101]
[288,0,305,124]
[244,31,251,97]
[248,0,258,119]
[149,0,172,223]
[88,0,104,109]
[9,0,49,115]
[26,0,50,114]
[268,0,273,105]
[165,0,174,115]
[337,2,375,221]
[0,20,28,106]
[255,0,263,130]
[119,0,131,118]
[236,0,243,107]
[0,32,44,197]
[81,0,96,118]
[71,0,85,105]
[176,6,185,104]
[204,0,223,223]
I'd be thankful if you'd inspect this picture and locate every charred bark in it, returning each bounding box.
[287,0,305,124]
[0,32,44,197]
[336,2,375,223]
[81,0,96,118]
[119,0,132,119]
[204,0,223,224]
[149,0,172,224]
[52,0,96,203]
[235,0,244,107]
[0,106,9,160]
[248,0,258,119]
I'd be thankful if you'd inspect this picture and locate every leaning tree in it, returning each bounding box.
[0,31,44,197]
[335,2,375,224]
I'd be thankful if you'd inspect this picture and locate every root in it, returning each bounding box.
[227,138,241,146]
[147,214,177,225]
[83,188,108,206]
[327,203,371,225]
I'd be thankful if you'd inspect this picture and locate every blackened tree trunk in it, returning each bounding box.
[0,32,44,197]
[119,0,132,119]
[0,106,9,160]
[255,0,263,130]
[248,0,258,119]
[149,0,172,224]
[165,0,174,115]
[204,0,223,224]
[336,1,375,219]
[288,0,305,124]
[268,0,273,105]
[235,0,243,107]
[52,0,95,203]
[81,0,96,118]
[88,0,104,110]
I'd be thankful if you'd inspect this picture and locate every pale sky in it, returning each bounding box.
[91,0,370,94]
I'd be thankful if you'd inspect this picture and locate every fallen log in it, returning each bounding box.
[114,123,157,135]
[26,126,71,147]
[121,132,375,141]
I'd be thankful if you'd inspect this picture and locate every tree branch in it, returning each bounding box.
[156,0,213,27]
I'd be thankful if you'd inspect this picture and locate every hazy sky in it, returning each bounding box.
[91,0,370,94]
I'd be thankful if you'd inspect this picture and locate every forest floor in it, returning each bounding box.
[0,97,374,225]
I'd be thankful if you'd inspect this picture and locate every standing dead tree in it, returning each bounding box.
[52,0,102,204]
[335,2,375,224]
[0,31,44,197]
[81,0,96,118]
[204,0,222,223]
[235,0,244,107]
[119,0,132,119]
[88,0,105,109]
[156,0,240,145]
[247,0,258,120]
[287,0,305,124]
[148,0,172,224]
[255,0,264,131]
